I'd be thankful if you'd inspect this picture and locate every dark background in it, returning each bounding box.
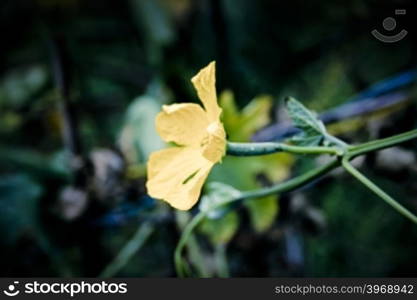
[1,0,417,277]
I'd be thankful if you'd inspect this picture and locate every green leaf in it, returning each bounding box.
[220,91,272,142]
[199,182,241,219]
[200,211,239,245]
[119,81,168,164]
[245,195,279,233]
[290,134,323,146]
[0,65,48,109]
[285,96,326,135]
[285,97,327,146]
[199,182,241,245]
[219,90,239,129]
[0,146,70,180]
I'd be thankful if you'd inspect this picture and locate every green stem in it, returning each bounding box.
[214,244,230,278]
[341,157,417,225]
[227,142,342,156]
[228,129,417,158]
[99,222,154,277]
[175,211,210,277]
[174,159,339,276]
[232,159,339,202]
[348,129,417,158]
[185,235,210,277]
[174,212,206,277]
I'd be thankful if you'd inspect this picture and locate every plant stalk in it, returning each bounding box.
[227,142,342,156]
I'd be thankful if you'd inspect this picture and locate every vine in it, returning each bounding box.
[174,97,417,277]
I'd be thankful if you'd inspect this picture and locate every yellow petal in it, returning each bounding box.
[164,163,212,210]
[156,103,209,146]
[191,61,222,122]
[147,147,183,178]
[146,147,213,210]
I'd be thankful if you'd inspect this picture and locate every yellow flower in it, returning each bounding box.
[146,61,226,210]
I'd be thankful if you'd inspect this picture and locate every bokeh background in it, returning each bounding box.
[1,0,417,277]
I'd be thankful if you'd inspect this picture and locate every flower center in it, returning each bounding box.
[201,122,226,163]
